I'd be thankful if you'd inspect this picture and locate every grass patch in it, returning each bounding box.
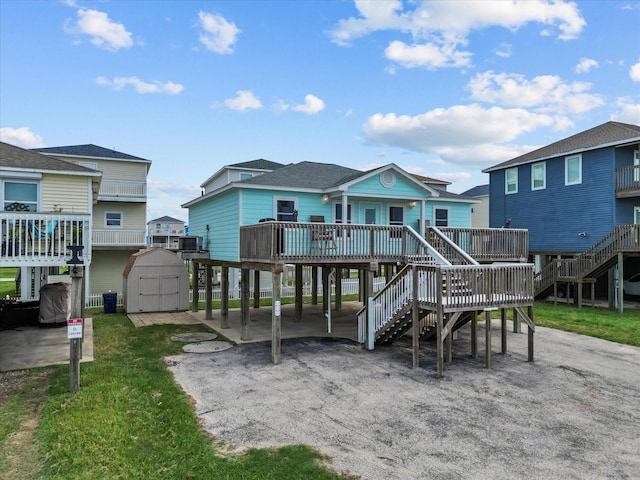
[533,301,640,346]
[33,314,345,479]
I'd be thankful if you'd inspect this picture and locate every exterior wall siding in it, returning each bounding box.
[490,147,617,254]
[41,174,91,213]
[470,195,489,227]
[89,249,137,295]
[93,202,146,229]
[347,173,426,197]
[66,158,147,182]
[188,189,239,261]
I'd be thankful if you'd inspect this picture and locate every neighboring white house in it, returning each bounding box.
[461,184,490,228]
[32,144,151,298]
[147,216,186,251]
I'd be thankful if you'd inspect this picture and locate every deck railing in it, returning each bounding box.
[99,179,146,198]
[92,229,146,247]
[0,212,91,266]
[431,227,528,262]
[358,263,535,342]
[424,227,479,265]
[240,222,447,264]
[615,165,640,198]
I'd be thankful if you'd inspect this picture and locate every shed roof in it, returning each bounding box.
[484,121,640,173]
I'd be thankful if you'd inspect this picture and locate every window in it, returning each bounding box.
[334,203,352,224]
[434,208,449,227]
[505,168,518,194]
[565,155,582,185]
[532,162,546,190]
[105,212,122,227]
[240,173,252,180]
[275,198,297,221]
[389,205,404,238]
[3,181,38,211]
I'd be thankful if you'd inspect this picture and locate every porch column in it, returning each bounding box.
[322,267,330,316]
[311,266,318,305]
[241,268,250,340]
[295,264,303,322]
[221,266,229,329]
[253,270,260,308]
[335,267,342,311]
[341,192,348,253]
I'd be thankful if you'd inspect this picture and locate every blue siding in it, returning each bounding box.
[490,146,619,253]
[348,172,426,197]
[188,189,240,261]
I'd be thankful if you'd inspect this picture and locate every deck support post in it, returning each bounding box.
[470,310,477,359]
[253,270,260,308]
[205,264,213,320]
[322,267,330,315]
[241,268,250,340]
[311,266,318,305]
[412,265,420,369]
[501,308,507,354]
[335,268,342,312]
[512,307,521,333]
[295,264,303,322]
[618,253,624,314]
[271,268,282,364]
[367,263,376,299]
[221,266,229,329]
[191,260,199,312]
[366,296,375,351]
[485,308,496,369]
[527,305,534,362]
[445,313,452,363]
[436,268,444,377]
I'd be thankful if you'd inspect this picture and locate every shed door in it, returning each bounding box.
[138,275,180,312]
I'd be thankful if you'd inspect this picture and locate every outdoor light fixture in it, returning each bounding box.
[407,201,417,208]
[321,194,330,204]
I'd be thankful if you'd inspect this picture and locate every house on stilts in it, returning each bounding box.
[181,160,535,376]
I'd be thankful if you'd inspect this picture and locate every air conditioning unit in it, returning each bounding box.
[178,236,203,252]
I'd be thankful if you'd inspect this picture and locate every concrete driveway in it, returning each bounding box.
[166,319,640,480]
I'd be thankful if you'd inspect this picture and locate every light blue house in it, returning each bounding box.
[183,160,475,262]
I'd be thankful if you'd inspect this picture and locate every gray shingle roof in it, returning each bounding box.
[148,216,185,223]
[239,161,365,189]
[483,121,640,173]
[32,144,150,162]
[462,184,490,197]
[229,159,286,170]
[1,141,100,175]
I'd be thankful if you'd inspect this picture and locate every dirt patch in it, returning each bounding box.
[0,370,29,404]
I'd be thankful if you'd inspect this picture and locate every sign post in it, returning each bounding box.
[67,244,84,393]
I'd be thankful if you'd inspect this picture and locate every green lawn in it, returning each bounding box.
[1,314,347,480]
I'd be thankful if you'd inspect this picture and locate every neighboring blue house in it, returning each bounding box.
[483,121,640,305]
[183,161,476,262]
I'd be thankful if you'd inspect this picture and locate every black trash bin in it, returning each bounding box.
[103,292,117,314]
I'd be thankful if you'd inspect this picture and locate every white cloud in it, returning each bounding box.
[274,94,326,115]
[64,9,133,51]
[329,0,585,70]
[197,11,240,54]
[292,94,326,115]
[223,90,262,111]
[575,57,599,73]
[362,104,555,166]
[611,100,640,125]
[468,71,604,114]
[494,42,512,59]
[96,76,184,94]
[630,59,640,82]
[0,127,45,148]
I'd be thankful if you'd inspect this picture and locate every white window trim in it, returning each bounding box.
[387,204,405,226]
[333,201,354,224]
[273,197,298,221]
[531,162,546,191]
[565,154,582,186]
[433,206,450,227]
[505,168,518,194]
[105,211,123,228]
[2,179,40,211]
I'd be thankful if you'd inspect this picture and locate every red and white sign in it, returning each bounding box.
[67,318,83,339]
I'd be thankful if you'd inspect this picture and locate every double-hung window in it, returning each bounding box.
[389,205,404,238]
[505,168,518,194]
[532,162,546,190]
[565,155,582,185]
[275,198,297,221]
[434,208,449,227]
[106,212,123,227]
[334,203,352,224]
[3,181,38,211]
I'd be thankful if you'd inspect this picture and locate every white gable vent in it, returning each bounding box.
[380,171,396,188]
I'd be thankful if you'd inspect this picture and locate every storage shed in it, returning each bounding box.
[123,247,189,313]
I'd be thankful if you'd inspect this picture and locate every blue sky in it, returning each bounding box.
[1,0,639,222]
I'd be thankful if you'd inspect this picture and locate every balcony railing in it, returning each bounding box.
[615,165,640,198]
[93,229,146,247]
[429,227,528,262]
[99,180,146,199]
[0,212,91,266]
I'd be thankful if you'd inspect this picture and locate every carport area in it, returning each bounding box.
[166,317,640,480]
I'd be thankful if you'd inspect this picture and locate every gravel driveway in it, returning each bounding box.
[166,322,640,480]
